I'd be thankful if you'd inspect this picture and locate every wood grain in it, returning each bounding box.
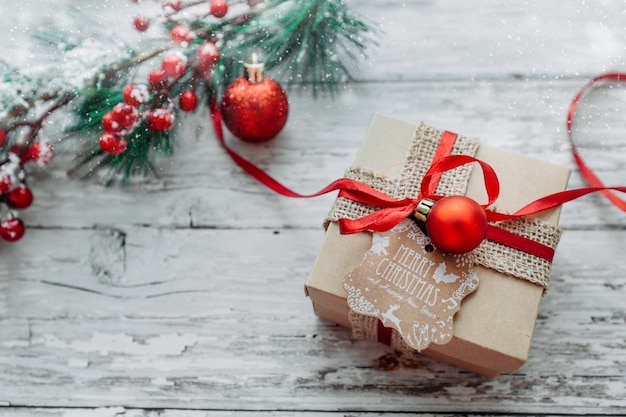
[2,0,626,415]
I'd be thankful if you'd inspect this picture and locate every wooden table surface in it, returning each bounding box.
[2,0,626,415]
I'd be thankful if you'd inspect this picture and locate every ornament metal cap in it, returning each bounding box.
[244,52,265,83]
[414,198,436,222]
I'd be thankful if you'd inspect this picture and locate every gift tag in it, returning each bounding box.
[343,218,480,351]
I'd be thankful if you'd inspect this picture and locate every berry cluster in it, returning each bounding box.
[0,92,73,243]
[99,1,226,156]
[0,133,49,242]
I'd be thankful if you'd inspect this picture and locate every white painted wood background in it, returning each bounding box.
[1,0,626,415]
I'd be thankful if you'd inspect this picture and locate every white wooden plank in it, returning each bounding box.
[0,411,539,417]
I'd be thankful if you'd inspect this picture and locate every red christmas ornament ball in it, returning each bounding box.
[8,185,34,209]
[0,217,25,242]
[426,195,487,254]
[220,75,289,143]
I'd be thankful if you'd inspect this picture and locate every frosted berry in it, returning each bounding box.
[26,140,54,166]
[146,108,175,132]
[0,129,7,147]
[111,103,139,131]
[134,15,150,32]
[170,25,194,46]
[102,112,122,133]
[123,84,150,106]
[162,53,187,78]
[9,145,26,163]
[99,133,127,155]
[0,217,25,242]
[0,172,11,194]
[196,42,220,77]
[179,91,198,112]
[210,0,228,18]
[162,0,182,12]
[7,185,33,209]
[148,68,168,91]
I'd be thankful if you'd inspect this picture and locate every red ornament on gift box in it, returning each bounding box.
[220,54,289,143]
[426,195,488,254]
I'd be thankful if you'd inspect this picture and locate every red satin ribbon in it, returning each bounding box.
[566,72,626,211]
[210,100,501,233]
[209,83,626,261]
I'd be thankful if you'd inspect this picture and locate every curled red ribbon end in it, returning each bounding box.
[567,72,626,212]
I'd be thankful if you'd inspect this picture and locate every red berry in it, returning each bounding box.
[123,84,150,107]
[162,53,187,78]
[146,108,175,132]
[99,133,127,155]
[148,68,168,91]
[102,112,122,133]
[210,0,228,18]
[134,15,150,32]
[9,145,27,163]
[0,172,11,194]
[7,185,33,209]
[0,129,7,147]
[162,0,181,12]
[110,103,139,131]
[179,91,198,112]
[26,140,54,166]
[0,217,25,242]
[196,42,220,77]
[170,25,194,46]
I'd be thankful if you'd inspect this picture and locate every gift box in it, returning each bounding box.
[305,114,570,377]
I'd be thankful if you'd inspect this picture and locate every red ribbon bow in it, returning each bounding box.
[336,154,500,234]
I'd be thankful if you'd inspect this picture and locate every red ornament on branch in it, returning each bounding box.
[220,54,289,143]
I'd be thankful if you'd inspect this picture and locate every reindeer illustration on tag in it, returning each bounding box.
[343,219,480,351]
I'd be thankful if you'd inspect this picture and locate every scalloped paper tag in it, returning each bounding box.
[343,219,480,351]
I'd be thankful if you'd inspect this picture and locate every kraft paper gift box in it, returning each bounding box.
[305,114,570,377]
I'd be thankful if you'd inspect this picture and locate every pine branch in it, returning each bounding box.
[2,0,375,187]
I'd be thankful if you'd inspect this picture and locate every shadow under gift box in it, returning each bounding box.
[305,114,571,377]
